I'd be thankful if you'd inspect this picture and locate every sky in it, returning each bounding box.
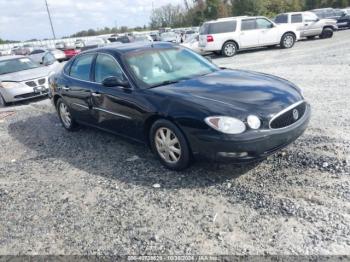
[0,0,183,41]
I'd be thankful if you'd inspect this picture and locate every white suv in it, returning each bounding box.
[199,16,300,57]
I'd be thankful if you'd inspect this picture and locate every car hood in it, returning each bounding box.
[152,69,303,117]
[0,66,51,82]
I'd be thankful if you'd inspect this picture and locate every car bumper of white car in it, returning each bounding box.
[0,83,49,103]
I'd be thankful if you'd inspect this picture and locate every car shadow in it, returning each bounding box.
[8,112,259,189]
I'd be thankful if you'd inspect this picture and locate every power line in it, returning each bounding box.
[45,0,56,39]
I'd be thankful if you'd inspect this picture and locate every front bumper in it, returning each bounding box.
[0,84,49,103]
[187,103,311,162]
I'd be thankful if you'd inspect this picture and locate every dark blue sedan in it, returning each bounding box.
[49,42,310,170]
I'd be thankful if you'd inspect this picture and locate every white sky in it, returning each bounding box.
[0,0,183,41]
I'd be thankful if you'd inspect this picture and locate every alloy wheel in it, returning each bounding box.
[224,43,236,56]
[155,127,182,164]
[283,35,294,48]
[59,102,72,128]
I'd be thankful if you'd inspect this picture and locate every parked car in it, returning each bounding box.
[55,42,66,49]
[180,34,201,53]
[160,32,179,43]
[0,48,12,56]
[63,48,80,60]
[11,46,31,55]
[115,35,134,44]
[48,48,67,62]
[311,8,344,20]
[49,42,310,170]
[74,39,85,48]
[134,35,153,43]
[0,55,60,107]
[274,12,337,39]
[150,32,161,41]
[81,38,106,51]
[29,48,48,63]
[199,16,300,57]
[337,9,350,29]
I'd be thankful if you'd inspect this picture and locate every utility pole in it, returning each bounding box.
[45,0,56,39]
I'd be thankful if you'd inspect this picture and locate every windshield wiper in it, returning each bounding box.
[149,77,190,88]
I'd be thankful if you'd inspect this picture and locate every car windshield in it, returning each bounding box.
[0,57,39,75]
[125,47,218,88]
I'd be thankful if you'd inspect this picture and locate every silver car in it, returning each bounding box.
[0,55,59,107]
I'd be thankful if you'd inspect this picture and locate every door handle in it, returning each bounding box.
[62,86,70,91]
[91,92,101,97]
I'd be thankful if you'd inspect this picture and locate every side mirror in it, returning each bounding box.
[102,76,130,88]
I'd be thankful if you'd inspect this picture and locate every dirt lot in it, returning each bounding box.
[0,30,349,256]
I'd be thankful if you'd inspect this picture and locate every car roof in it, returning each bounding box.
[0,55,25,61]
[82,42,176,55]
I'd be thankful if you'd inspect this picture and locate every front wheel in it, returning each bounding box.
[56,98,77,131]
[221,41,237,57]
[0,94,6,108]
[150,119,192,171]
[280,33,296,49]
[319,28,333,39]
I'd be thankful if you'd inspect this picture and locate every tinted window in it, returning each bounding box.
[275,14,288,24]
[256,18,273,29]
[200,21,236,34]
[30,49,45,55]
[241,19,256,31]
[43,52,56,65]
[291,14,303,23]
[94,54,124,83]
[0,57,38,75]
[69,54,94,81]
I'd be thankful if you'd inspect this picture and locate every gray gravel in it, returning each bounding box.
[0,30,349,256]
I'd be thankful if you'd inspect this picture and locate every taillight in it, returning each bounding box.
[207,35,214,42]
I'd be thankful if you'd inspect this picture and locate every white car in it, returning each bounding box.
[199,16,300,57]
[160,32,179,43]
[181,34,201,54]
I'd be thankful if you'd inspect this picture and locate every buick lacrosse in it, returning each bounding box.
[49,42,310,170]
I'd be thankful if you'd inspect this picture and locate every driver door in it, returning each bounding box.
[89,53,144,140]
[256,18,279,45]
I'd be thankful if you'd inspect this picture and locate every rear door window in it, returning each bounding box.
[69,54,95,81]
[256,18,273,29]
[200,21,237,34]
[241,19,257,31]
[275,14,288,24]
[291,14,303,23]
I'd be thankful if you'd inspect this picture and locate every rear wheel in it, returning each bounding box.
[221,41,237,57]
[319,28,333,39]
[56,98,77,131]
[280,33,296,49]
[0,94,6,108]
[150,119,192,171]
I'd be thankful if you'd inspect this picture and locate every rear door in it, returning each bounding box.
[290,13,304,35]
[62,53,96,123]
[256,18,279,45]
[239,19,259,48]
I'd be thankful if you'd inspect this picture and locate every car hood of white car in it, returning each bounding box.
[0,65,54,82]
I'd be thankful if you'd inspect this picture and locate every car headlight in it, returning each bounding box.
[247,115,261,130]
[205,116,246,134]
[0,81,22,88]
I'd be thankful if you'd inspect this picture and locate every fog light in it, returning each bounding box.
[247,115,261,130]
[218,152,248,158]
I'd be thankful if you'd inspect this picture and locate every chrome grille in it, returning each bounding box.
[270,101,306,129]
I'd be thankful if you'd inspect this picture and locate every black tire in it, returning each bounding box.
[319,28,333,39]
[221,41,238,57]
[150,119,192,171]
[0,94,6,108]
[280,33,296,49]
[56,98,78,131]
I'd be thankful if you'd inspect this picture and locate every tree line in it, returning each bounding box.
[150,0,350,28]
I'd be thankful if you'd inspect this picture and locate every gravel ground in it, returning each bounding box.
[0,30,349,256]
